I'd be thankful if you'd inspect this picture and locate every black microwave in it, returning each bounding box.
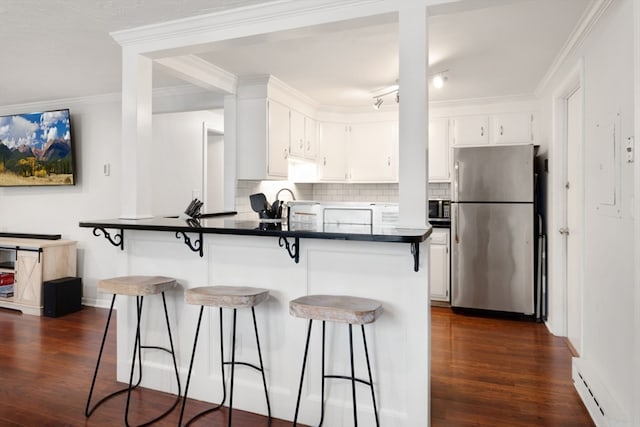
[428,199,450,219]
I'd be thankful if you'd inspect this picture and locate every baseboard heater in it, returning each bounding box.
[572,358,631,427]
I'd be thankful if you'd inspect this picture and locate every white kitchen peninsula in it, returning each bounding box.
[80,217,431,426]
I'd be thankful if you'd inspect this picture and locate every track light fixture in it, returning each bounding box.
[372,87,399,110]
[431,70,449,89]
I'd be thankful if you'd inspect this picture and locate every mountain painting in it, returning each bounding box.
[0,109,75,186]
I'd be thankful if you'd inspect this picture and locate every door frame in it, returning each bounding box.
[549,58,585,338]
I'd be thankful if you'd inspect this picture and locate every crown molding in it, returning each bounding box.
[535,0,615,97]
[429,93,539,109]
[155,55,237,93]
[110,0,404,55]
[0,92,121,114]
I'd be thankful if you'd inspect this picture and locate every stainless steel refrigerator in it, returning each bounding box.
[451,144,535,315]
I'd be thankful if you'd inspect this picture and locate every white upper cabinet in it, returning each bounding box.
[267,100,290,178]
[290,109,306,157]
[451,112,535,146]
[318,122,348,181]
[236,97,289,180]
[348,121,397,182]
[451,115,489,146]
[491,112,533,144]
[290,110,317,160]
[428,118,450,181]
[305,116,318,159]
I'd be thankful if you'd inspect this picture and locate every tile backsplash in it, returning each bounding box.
[236,181,450,218]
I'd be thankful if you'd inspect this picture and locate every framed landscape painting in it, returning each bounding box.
[0,108,76,187]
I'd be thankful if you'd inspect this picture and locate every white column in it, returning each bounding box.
[633,1,640,425]
[120,48,153,219]
[398,1,429,228]
[223,94,237,211]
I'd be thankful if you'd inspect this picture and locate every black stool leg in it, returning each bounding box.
[86,295,144,419]
[160,292,182,414]
[180,307,227,427]
[361,325,380,427]
[124,294,182,427]
[228,309,238,427]
[179,305,204,426]
[349,324,358,427]
[85,294,117,417]
[125,296,145,427]
[319,321,326,426]
[293,319,313,426]
[251,307,272,425]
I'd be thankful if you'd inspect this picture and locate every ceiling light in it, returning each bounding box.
[373,97,383,110]
[431,70,449,89]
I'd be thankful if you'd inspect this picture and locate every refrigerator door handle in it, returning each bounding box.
[453,161,460,202]
[454,202,459,243]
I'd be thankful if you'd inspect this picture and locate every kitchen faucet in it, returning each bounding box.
[276,188,296,201]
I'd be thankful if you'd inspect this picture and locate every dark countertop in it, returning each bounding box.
[428,219,451,229]
[79,216,432,244]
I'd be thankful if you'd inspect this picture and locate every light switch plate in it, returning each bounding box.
[626,136,634,163]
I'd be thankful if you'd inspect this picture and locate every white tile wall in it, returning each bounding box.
[235,180,313,219]
[312,182,450,202]
[236,181,450,217]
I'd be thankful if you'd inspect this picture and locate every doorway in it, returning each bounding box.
[565,86,583,355]
[204,127,225,213]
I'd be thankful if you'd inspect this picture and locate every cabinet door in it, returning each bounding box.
[318,122,347,181]
[305,116,318,159]
[348,121,397,182]
[14,250,42,307]
[492,112,533,144]
[430,230,450,302]
[267,100,290,178]
[289,109,306,157]
[452,115,489,146]
[428,118,450,181]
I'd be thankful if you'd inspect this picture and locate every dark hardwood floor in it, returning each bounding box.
[0,305,593,426]
[431,307,595,427]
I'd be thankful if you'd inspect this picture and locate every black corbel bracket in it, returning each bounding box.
[175,231,204,258]
[93,227,124,251]
[411,242,420,272]
[278,236,300,263]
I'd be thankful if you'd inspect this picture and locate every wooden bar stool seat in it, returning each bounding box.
[86,275,181,427]
[289,294,382,325]
[179,286,271,427]
[184,285,269,308]
[290,294,382,427]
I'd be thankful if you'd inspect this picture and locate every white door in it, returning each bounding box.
[566,87,583,355]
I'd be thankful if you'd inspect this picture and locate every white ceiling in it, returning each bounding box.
[0,0,591,108]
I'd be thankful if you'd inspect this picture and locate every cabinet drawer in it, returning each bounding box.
[431,230,449,245]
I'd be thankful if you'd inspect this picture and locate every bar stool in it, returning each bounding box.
[290,294,382,427]
[85,275,181,427]
[178,285,271,427]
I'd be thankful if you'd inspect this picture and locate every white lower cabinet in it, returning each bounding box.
[430,229,450,302]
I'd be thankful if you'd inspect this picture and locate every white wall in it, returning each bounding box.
[539,0,636,422]
[150,109,223,216]
[0,96,125,306]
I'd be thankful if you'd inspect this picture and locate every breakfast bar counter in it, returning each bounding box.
[79,216,431,426]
